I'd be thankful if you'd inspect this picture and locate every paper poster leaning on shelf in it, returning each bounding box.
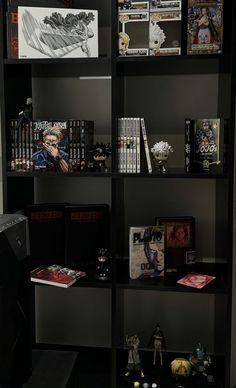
[18,6,98,58]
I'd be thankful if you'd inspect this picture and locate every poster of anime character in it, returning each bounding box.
[18,6,98,58]
[187,0,223,54]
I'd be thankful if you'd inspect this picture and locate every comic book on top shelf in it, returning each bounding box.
[149,0,182,56]
[65,204,110,270]
[117,117,141,173]
[25,203,68,268]
[17,6,98,59]
[8,118,33,172]
[32,119,69,173]
[68,119,94,172]
[187,0,223,55]
[129,225,164,279]
[185,117,227,173]
[6,0,73,59]
[31,264,86,288]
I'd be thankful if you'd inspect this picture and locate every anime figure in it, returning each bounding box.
[17,97,33,129]
[151,141,173,173]
[149,20,166,53]
[125,334,144,379]
[148,324,166,366]
[170,357,191,387]
[189,342,214,383]
[118,0,132,10]
[95,248,110,280]
[89,142,111,172]
[118,31,130,55]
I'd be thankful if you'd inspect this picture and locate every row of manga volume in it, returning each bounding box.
[8,118,94,173]
[117,117,152,173]
[118,0,223,57]
[6,2,99,60]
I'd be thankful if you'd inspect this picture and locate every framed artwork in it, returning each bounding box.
[155,216,195,273]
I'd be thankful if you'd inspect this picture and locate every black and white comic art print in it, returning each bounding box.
[18,7,98,58]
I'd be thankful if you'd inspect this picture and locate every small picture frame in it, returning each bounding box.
[155,216,195,273]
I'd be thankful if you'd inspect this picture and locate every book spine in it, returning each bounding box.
[136,118,140,174]
[6,7,18,59]
[140,118,152,173]
[185,118,192,173]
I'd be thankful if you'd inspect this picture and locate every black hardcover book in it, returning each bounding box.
[65,204,110,270]
[6,0,73,58]
[25,203,67,268]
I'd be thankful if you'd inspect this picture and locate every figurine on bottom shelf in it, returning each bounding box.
[150,141,173,173]
[95,248,110,280]
[148,324,166,366]
[189,342,214,383]
[170,357,191,387]
[89,142,112,172]
[125,334,144,379]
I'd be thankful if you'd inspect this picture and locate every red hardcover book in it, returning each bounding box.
[177,272,215,289]
[31,264,86,288]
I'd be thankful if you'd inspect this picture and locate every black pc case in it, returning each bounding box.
[0,214,31,387]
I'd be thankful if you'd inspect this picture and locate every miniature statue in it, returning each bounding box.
[125,334,144,379]
[189,342,214,383]
[89,142,112,172]
[95,248,110,280]
[17,97,33,129]
[148,324,166,366]
[151,141,173,173]
[170,357,191,387]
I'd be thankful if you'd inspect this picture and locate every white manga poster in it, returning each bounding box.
[18,6,98,58]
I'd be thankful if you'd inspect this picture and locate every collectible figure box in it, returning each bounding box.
[156,216,195,273]
[129,226,164,279]
[18,6,98,59]
[149,0,182,56]
[118,1,150,56]
[187,0,223,55]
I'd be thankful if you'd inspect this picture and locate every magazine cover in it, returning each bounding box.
[129,226,164,279]
[149,1,182,56]
[32,120,69,172]
[18,6,98,59]
[118,1,149,56]
[31,264,86,288]
[187,0,223,55]
[177,272,215,289]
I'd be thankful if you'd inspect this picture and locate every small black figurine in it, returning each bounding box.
[89,142,111,172]
[17,97,33,129]
[189,342,214,383]
[95,248,110,280]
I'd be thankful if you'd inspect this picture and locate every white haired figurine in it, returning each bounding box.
[151,141,173,173]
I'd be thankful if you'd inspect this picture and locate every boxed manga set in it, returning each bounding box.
[129,225,164,279]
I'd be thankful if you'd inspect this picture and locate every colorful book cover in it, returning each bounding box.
[18,6,98,59]
[31,264,86,288]
[129,226,164,279]
[177,272,215,289]
[187,0,223,55]
[32,120,69,172]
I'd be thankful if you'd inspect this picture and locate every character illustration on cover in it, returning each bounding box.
[143,227,164,275]
[188,5,220,48]
[32,126,69,173]
[167,224,191,248]
[195,120,215,146]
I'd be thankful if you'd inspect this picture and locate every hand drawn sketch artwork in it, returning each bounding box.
[18,7,98,58]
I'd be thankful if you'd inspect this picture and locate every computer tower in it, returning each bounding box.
[0,214,31,387]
